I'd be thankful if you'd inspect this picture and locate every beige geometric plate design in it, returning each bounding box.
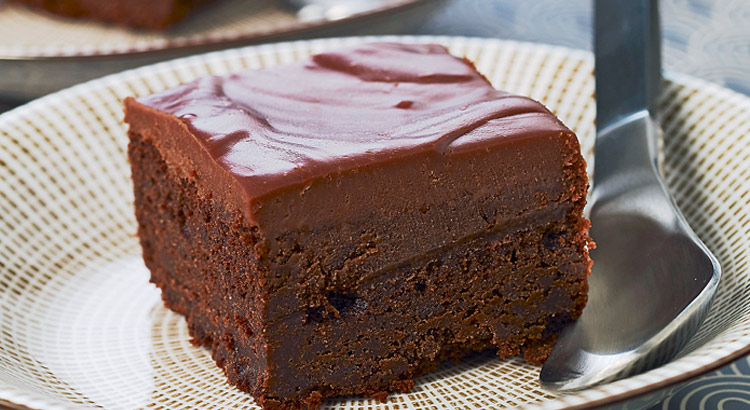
[1,36,749,410]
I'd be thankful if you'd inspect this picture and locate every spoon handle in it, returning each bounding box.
[594,0,661,132]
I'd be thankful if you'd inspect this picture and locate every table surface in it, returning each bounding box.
[1,1,749,409]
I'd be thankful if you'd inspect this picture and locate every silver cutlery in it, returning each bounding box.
[540,0,721,391]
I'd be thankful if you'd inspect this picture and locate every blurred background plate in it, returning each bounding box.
[0,0,439,102]
[1,35,749,410]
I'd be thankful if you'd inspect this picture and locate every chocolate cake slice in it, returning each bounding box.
[125,42,592,409]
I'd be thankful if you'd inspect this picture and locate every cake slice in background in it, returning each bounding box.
[8,0,216,29]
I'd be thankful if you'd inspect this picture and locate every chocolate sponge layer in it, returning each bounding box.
[128,131,590,409]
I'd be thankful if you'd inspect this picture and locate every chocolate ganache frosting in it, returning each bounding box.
[129,43,572,210]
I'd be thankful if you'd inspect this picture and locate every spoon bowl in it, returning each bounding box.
[540,112,720,390]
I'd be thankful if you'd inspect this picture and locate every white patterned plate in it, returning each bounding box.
[1,36,749,410]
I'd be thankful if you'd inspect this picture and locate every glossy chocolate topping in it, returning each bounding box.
[134,42,569,202]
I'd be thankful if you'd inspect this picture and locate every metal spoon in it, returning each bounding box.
[540,0,721,391]
[283,0,389,21]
